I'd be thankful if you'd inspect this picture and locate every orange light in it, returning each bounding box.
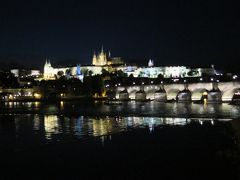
[34,93,41,99]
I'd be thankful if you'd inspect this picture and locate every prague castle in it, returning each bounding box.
[43,46,216,81]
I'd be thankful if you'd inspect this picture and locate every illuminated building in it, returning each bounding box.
[92,47,107,66]
[11,69,41,78]
[92,47,124,66]
[42,47,217,80]
[43,60,88,80]
[148,59,154,67]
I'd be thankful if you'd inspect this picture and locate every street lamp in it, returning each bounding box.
[233,75,238,80]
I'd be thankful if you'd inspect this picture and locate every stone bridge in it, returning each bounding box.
[107,82,240,102]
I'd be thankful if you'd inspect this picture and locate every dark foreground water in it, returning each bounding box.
[1,101,240,179]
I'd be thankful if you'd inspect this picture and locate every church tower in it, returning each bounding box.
[92,46,108,66]
[44,59,54,79]
[148,59,154,67]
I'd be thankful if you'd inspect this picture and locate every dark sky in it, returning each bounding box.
[0,0,239,69]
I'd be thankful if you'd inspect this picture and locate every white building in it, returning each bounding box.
[43,48,216,80]
[43,60,104,80]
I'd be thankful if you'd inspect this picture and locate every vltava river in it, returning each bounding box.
[0,101,240,179]
[0,101,240,118]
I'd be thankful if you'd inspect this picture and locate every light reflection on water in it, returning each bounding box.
[7,115,232,141]
[1,101,240,118]
[44,115,59,139]
[0,112,239,179]
[0,101,240,144]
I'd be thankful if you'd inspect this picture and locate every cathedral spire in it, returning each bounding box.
[92,51,97,65]
[101,45,104,53]
[48,59,51,66]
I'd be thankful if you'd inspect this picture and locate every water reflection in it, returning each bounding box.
[8,114,232,141]
[33,115,41,131]
[0,114,238,179]
[44,115,59,139]
[1,101,240,118]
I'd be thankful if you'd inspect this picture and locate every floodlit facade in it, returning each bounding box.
[92,47,108,66]
[43,60,101,81]
[11,69,41,78]
[43,47,216,80]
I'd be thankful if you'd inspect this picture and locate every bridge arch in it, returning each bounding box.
[191,88,208,101]
[222,88,240,102]
[124,86,140,99]
[135,90,147,101]
[166,89,180,100]
[145,86,156,100]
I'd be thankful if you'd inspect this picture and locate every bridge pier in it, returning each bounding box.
[231,89,240,104]
[135,87,147,101]
[119,89,129,101]
[154,86,167,102]
[207,83,222,103]
[177,89,191,102]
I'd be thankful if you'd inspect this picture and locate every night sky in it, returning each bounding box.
[0,0,239,69]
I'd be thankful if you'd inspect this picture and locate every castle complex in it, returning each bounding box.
[43,47,216,81]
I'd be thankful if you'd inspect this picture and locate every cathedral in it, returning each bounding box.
[92,47,108,66]
[43,60,55,79]
[92,47,124,66]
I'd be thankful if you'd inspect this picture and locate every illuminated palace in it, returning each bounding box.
[43,47,216,80]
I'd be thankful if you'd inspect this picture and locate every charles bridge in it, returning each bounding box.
[107,81,240,103]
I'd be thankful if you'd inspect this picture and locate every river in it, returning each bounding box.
[0,101,240,179]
